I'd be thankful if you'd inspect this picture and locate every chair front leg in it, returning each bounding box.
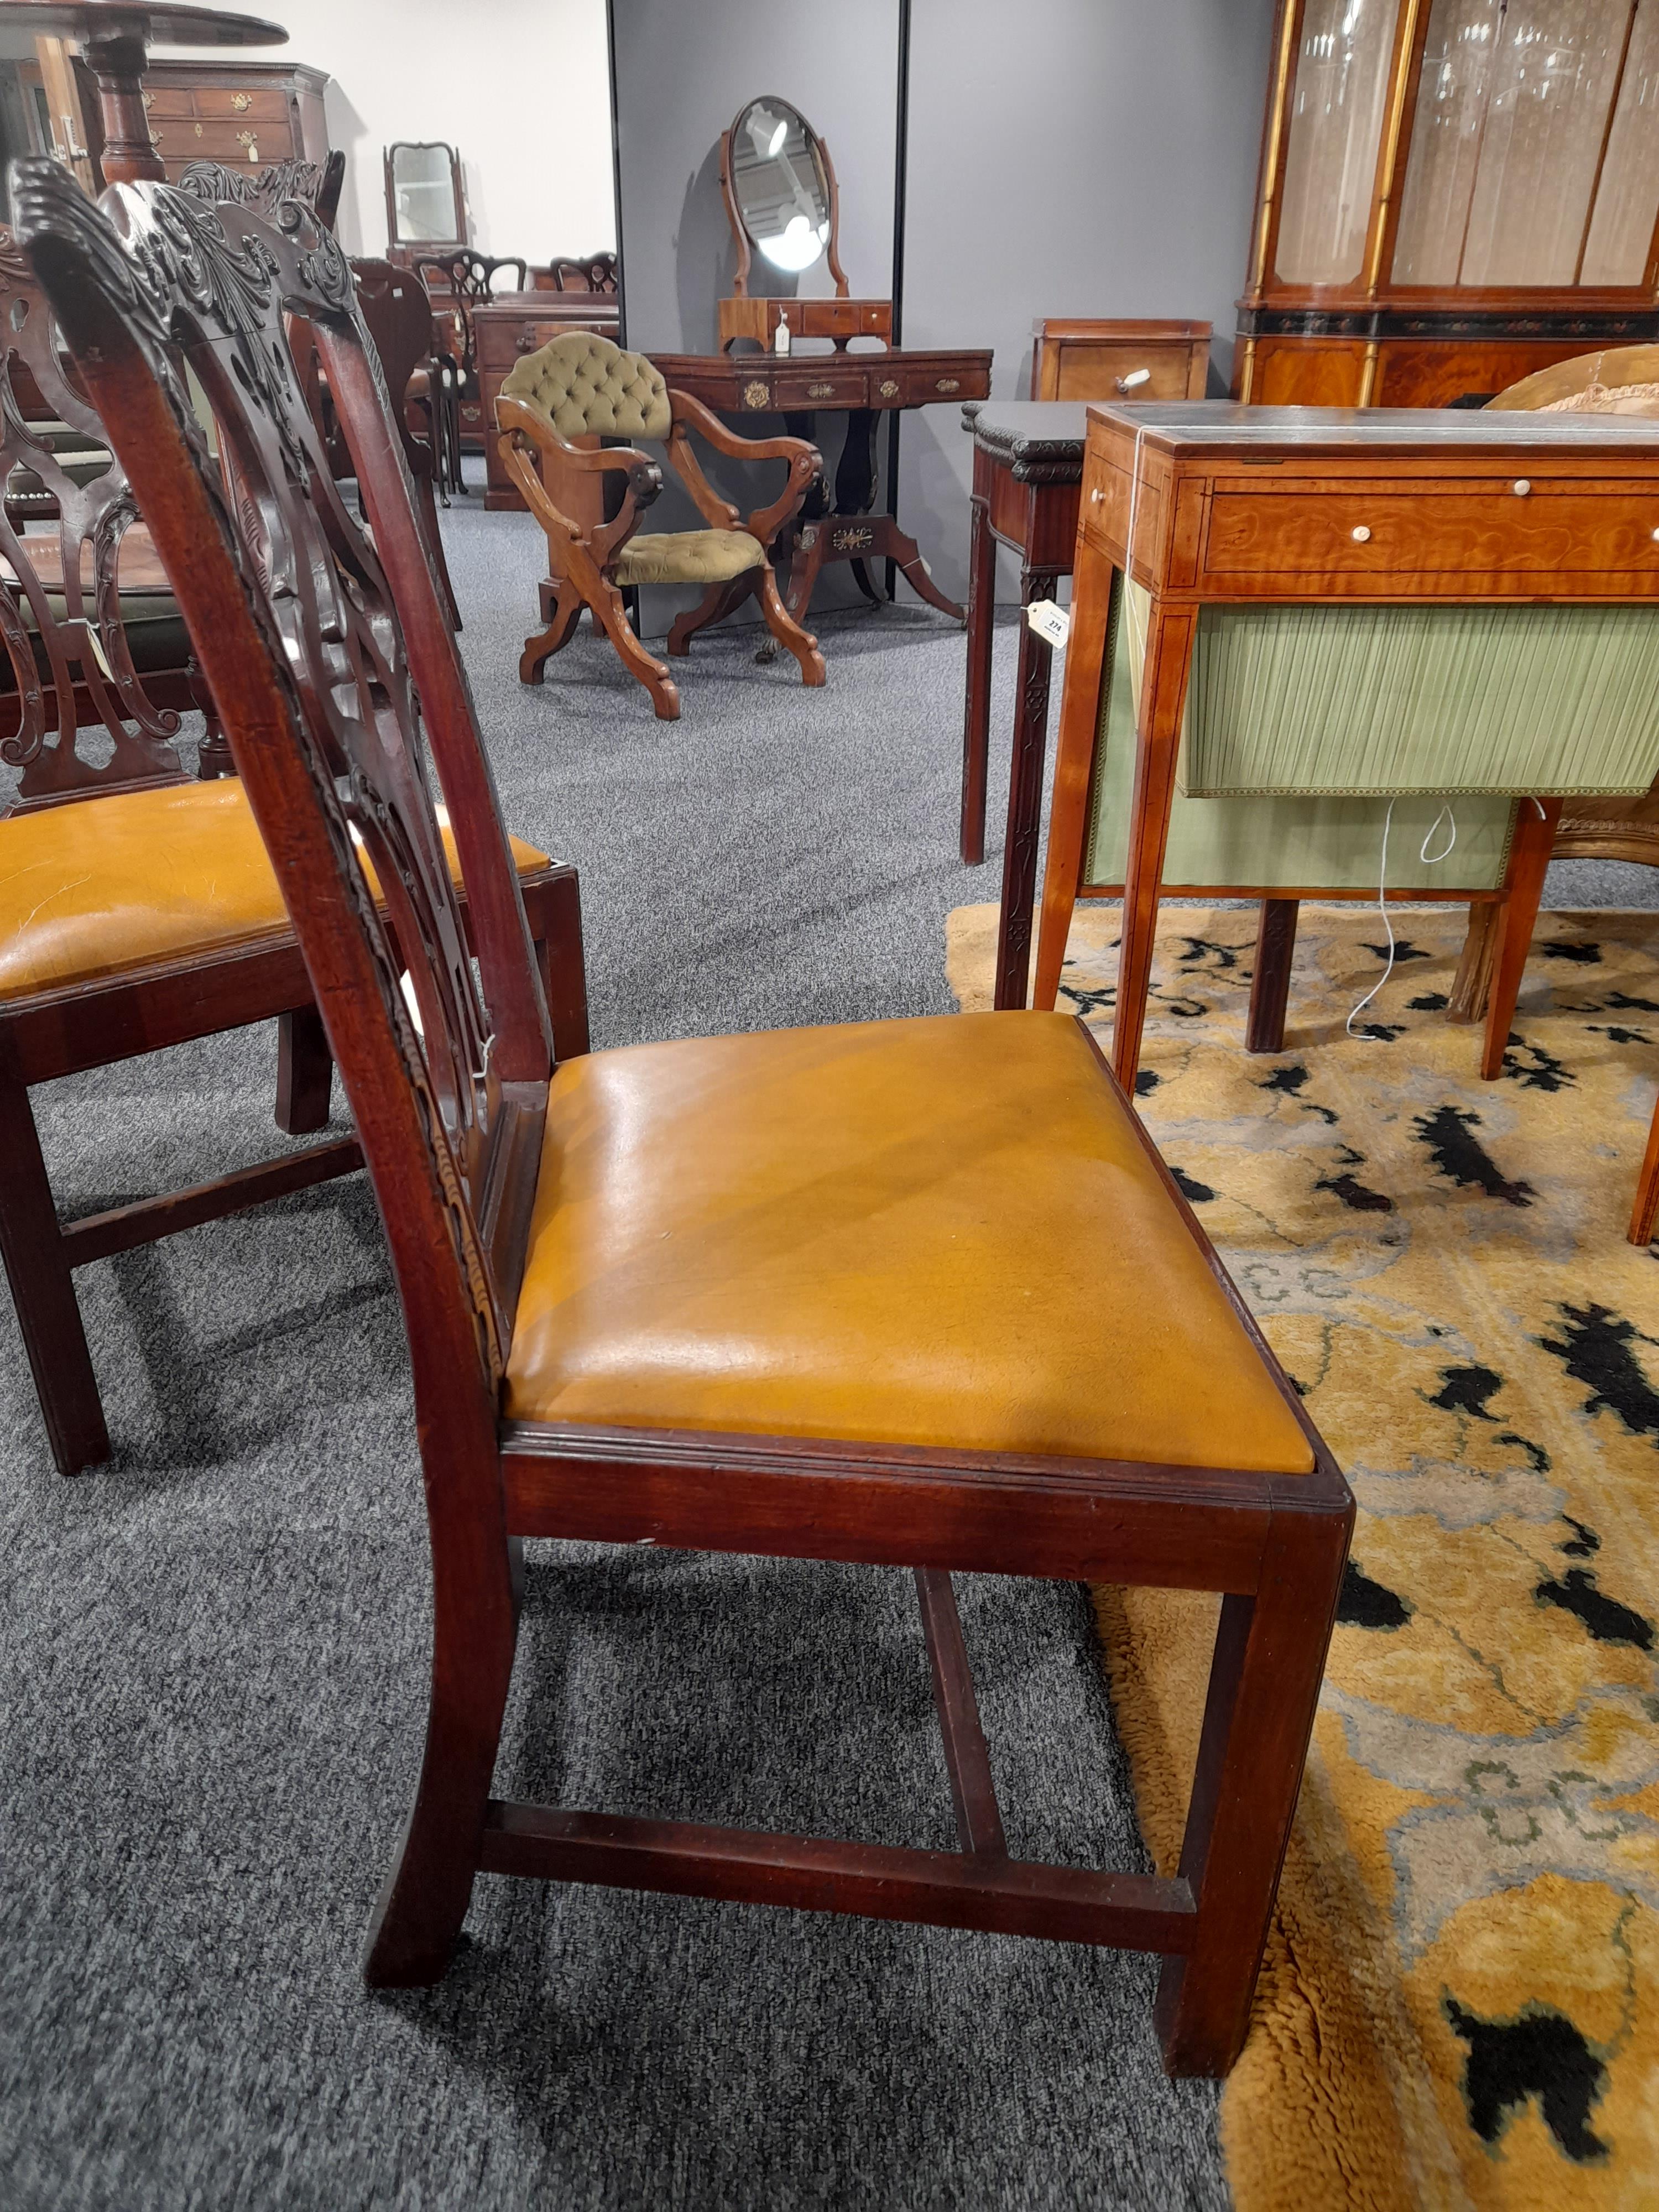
[0,1056,110,1475]
[1154,1506,1348,2077]
[755,565,826,687]
[589,576,681,720]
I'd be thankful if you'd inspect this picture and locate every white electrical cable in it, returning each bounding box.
[1345,800,1462,1036]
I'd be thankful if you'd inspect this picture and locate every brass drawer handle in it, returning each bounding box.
[805,380,836,399]
[231,91,253,112]
[878,378,900,399]
[743,379,770,409]
[1351,525,1372,543]
[935,377,961,393]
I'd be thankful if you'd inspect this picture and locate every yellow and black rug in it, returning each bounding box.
[948,902,1659,2212]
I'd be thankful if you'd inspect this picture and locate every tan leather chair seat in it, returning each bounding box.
[614,530,766,588]
[0,777,550,999]
[504,1011,1314,1474]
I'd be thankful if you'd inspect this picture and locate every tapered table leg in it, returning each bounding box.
[960,486,997,865]
[1112,598,1198,1088]
[993,567,1061,1009]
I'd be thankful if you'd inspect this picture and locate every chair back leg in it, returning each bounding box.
[275,1005,335,1136]
[0,1057,111,1474]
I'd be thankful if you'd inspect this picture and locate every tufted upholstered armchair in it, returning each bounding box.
[497,331,825,719]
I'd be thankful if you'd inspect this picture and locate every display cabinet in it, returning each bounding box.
[1237,0,1659,407]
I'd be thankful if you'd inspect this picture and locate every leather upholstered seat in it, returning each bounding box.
[504,1010,1314,1474]
[0,777,550,999]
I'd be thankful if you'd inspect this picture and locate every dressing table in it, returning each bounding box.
[1035,401,1659,1088]
[659,95,990,620]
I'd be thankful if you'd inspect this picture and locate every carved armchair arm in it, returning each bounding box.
[495,393,662,570]
[665,387,822,551]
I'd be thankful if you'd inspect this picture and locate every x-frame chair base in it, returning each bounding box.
[0,864,587,1476]
[523,562,826,724]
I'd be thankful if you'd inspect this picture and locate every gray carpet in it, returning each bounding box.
[0,495,1238,2210]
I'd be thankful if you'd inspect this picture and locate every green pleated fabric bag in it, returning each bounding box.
[1087,581,1517,894]
[1121,579,1659,799]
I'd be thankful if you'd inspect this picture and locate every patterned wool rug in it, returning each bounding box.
[947,901,1659,2212]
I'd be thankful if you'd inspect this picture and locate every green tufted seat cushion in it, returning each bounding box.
[500,331,672,440]
[614,530,765,587]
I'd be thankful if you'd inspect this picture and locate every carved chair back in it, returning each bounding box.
[15,161,554,1457]
[0,231,192,815]
[180,153,348,235]
[345,258,446,481]
[547,252,618,296]
[416,249,530,384]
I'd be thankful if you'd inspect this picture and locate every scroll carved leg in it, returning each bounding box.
[755,567,826,686]
[588,578,681,721]
[518,578,584,686]
[666,574,751,659]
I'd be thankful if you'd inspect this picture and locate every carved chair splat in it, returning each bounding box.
[0,170,586,1477]
[19,156,1351,2079]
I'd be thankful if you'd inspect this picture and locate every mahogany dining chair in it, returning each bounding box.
[15,157,1352,2078]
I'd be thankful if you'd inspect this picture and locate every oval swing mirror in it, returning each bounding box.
[728,96,831,275]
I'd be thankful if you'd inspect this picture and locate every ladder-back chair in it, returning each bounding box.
[0,179,586,1478]
[17,157,1351,2078]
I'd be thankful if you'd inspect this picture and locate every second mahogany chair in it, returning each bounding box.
[0,189,586,1479]
[498,331,825,719]
[18,160,1350,2079]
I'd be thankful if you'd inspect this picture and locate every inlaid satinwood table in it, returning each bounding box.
[1034,402,1659,1087]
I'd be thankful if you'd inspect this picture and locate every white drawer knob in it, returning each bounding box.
[1091,487,1104,504]
[1513,478,1531,496]
[1351,524,1371,542]
[1652,527,1658,542]
[1116,368,1152,394]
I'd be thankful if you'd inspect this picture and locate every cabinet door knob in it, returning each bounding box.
[1351,524,1371,542]
[1513,478,1531,496]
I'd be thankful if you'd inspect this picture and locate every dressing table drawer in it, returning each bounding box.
[1201,482,1659,592]
[772,367,869,409]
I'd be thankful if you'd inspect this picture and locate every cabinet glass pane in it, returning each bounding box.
[1275,0,1399,284]
[1462,0,1632,283]
[1582,1,1659,281]
[1395,0,1636,286]
[1393,0,1503,283]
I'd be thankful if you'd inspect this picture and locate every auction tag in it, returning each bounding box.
[1026,598,1070,649]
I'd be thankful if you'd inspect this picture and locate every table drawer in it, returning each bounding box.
[173,119,295,163]
[192,87,290,122]
[904,365,985,405]
[1203,483,1659,583]
[1051,341,1200,402]
[773,366,868,408]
